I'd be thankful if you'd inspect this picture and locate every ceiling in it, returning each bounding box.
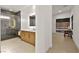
[0,5,73,14]
[0,5,32,12]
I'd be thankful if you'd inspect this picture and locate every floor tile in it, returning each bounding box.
[1,37,35,53]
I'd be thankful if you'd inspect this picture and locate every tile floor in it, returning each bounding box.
[1,37,35,53]
[1,33,79,53]
[48,32,79,53]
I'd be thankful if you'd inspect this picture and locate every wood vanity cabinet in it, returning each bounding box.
[20,31,35,46]
[29,32,35,45]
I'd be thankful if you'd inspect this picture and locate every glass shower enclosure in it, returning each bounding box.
[0,8,21,40]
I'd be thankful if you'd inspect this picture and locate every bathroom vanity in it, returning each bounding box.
[19,31,35,46]
[19,13,36,46]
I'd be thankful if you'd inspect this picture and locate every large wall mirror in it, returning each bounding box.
[29,15,35,26]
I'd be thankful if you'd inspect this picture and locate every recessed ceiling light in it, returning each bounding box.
[9,9,13,11]
[58,10,62,13]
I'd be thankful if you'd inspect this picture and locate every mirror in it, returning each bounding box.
[29,15,35,26]
[9,17,16,29]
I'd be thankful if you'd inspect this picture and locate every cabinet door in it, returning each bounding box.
[29,32,35,45]
[20,31,25,40]
[24,31,30,42]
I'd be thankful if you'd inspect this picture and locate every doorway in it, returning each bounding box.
[48,17,78,53]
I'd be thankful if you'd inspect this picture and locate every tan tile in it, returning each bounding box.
[1,37,35,53]
[48,32,79,53]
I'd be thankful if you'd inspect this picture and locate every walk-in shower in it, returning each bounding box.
[0,9,21,40]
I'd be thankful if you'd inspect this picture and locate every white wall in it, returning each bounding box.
[21,6,32,30]
[72,6,79,48]
[52,11,71,33]
[52,15,56,33]
[56,11,71,19]
[36,5,52,53]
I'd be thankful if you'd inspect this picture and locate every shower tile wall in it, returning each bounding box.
[1,9,21,40]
